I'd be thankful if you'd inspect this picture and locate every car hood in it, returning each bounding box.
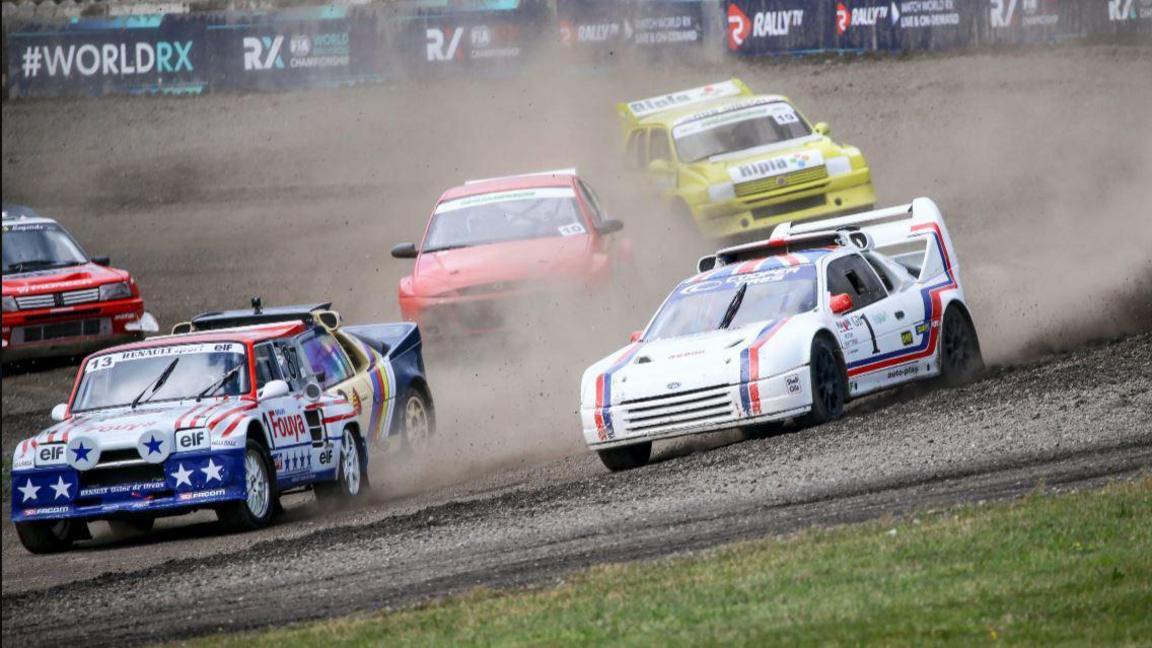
[413,236,594,296]
[582,315,818,407]
[2,262,129,297]
[15,398,252,471]
[684,137,844,185]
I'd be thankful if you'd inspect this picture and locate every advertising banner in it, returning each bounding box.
[6,15,207,97]
[396,3,535,76]
[725,0,823,54]
[557,0,704,51]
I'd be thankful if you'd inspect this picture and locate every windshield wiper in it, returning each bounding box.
[196,365,242,401]
[131,357,181,409]
[718,283,748,330]
[5,259,74,274]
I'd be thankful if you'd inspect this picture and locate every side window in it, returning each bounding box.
[577,181,605,226]
[298,329,353,388]
[626,129,647,168]
[826,254,887,311]
[648,128,672,163]
[253,343,281,389]
[864,254,895,292]
[273,342,304,388]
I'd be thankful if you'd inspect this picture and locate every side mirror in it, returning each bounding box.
[304,381,323,402]
[171,321,194,335]
[91,255,111,266]
[647,159,673,175]
[596,219,624,235]
[316,310,341,331]
[830,292,853,315]
[813,122,830,136]
[257,379,290,401]
[51,403,68,422]
[391,242,418,259]
[697,255,718,273]
[629,330,643,343]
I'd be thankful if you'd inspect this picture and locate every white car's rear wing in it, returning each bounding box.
[698,198,957,282]
[464,168,577,185]
[785,197,957,280]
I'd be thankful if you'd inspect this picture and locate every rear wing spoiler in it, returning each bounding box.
[617,78,753,134]
[343,322,420,359]
[696,198,957,282]
[464,168,577,185]
[786,197,957,280]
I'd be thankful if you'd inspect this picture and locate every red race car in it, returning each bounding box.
[2,204,158,364]
[390,170,631,339]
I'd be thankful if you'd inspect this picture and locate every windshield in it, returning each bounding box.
[423,188,587,252]
[644,265,817,341]
[2,222,89,275]
[72,343,250,412]
[672,101,811,163]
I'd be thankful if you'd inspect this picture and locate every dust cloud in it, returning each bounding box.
[3,46,1150,496]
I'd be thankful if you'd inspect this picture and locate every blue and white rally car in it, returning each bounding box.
[10,302,433,553]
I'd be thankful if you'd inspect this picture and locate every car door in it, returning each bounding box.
[258,341,314,487]
[825,253,899,396]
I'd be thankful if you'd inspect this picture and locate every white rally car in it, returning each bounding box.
[579,197,982,470]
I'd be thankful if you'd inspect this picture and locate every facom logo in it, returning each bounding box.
[243,36,284,71]
[426,27,464,61]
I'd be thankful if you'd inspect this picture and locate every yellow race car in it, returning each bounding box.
[617,79,875,240]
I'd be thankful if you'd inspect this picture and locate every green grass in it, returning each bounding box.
[187,479,1151,647]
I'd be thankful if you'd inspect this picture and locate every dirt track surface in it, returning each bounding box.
[3,45,1152,644]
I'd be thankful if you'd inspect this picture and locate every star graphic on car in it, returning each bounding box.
[171,463,194,487]
[143,435,164,455]
[201,459,223,483]
[50,475,72,500]
[17,478,40,502]
[72,442,92,463]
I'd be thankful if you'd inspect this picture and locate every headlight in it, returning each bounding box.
[99,281,132,301]
[2,296,16,312]
[708,182,736,202]
[826,156,853,177]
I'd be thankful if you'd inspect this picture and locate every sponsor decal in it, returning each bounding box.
[435,188,576,214]
[22,506,70,516]
[729,151,825,183]
[79,481,167,497]
[37,444,66,466]
[728,4,804,49]
[627,80,744,118]
[886,365,920,379]
[177,488,227,501]
[894,0,960,29]
[785,373,802,394]
[86,343,244,372]
[672,101,797,138]
[901,330,914,345]
[837,2,891,34]
[426,24,520,63]
[17,41,193,81]
[666,382,682,390]
[244,32,350,72]
[916,322,930,335]
[176,428,208,451]
[269,411,307,441]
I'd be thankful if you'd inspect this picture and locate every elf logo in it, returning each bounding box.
[243,36,284,71]
[426,27,464,61]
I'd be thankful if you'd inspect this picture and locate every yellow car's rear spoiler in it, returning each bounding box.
[616,78,753,134]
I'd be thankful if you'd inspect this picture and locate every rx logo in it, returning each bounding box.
[1108,0,1135,20]
[990,0,1018,27]
[243,36,285,71]
[426,27,464,61]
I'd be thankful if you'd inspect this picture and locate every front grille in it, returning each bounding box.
[15,294,55,309]
[14,317,109,343]
[80,463,165,489]
[61,288,100,305]
[618,385,737,435]
[752,195,827,220]
[735,166,828,198]
[96,448,143,465]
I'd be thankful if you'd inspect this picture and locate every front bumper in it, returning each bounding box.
[692,170,876,239]
[10,449,245,523]
[2,298,157,362]
[582,367,812,449]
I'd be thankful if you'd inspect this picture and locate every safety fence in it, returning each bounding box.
[3,0,1149,98]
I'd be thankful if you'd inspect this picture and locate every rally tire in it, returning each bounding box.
[939,305,984,386]
[597,442,652,472]
[399,386,436,453]
[218,441,278,532]
[316,427,368,503]
[797,336,847,427]
[15,519,79,554]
